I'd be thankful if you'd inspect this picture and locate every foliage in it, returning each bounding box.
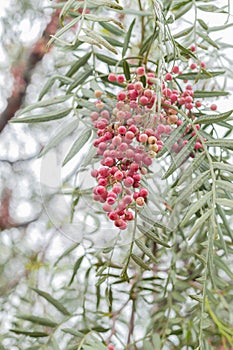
[1,0,233,349]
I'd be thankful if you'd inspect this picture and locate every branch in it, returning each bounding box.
[0,7,61,133]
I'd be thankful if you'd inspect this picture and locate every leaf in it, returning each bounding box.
[39,75,73,100]
[213,162,233,173]
[206,139,233,150]
[135,239,157,263]
[137,225,171,248]
[59,0,79,22]
[95,53,119,66]
[88,0,123,10]
[197,5,224,12]
[99,21,125,36]
[162,137,197,179]
[216,179,233,193]
[177,152,206,186]
[101,35,124,48]
[214,255,233,279]
[176,70,225,80]
[180,191,212,226]
[16,314,58,327]
[10,329,49,337]
[173,3,193,19]
[216,198,233,209]
[66,52,92,78]
[139,213,171,231]
[173,26,193,39]
[195,110,233,125]
[187,209,212,240]
[122,18,136,57]
[39,119,79,157]
[197,18,208,30]
[216,204,233,240]
[67,68,93,93]
[62,129,92,166]
[84,14,124,30]
[78,35,103,49]
[157,122,187,158]
[131,254,151,270]
[68,255,84,286]
[11,108,72,123]
[175,41,196,59]
[194,90,229,98]
[176,170,210,204]
[197,31,219,49]
[47,16,81,47]
[83,28,118,54]
[17,95,72,116]
[123,60,131,81]
[62,328,84,338]
[31,288,70,316]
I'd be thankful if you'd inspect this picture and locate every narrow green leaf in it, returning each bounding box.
[83,28,118,54]
[60,0,79,22]
[139,213,171,231]
[181,192,212,226]
[213,162,233,173]
[177,70,225,80]
[175,41,196,59]
[195,110,233,125]
[122,60,131,81]
[51,335,61,350]
[173,3,193,19]
[68,255,84,286]
[89,0,123,10]
[11,108,72,123]
[197,5,223,12]
[47,16,81,47]
[101,35,124,47]
[216,179,233,193]
[66,52,92,78]
[197,31,219,49]
[62,129,92,166]
[54,243,80,266]
[206,139,233,150]
[79,35,102,49]
[131,254,151,270]
[135,239,157,263]
[31,288,70,316]
[157,122,187,158]
[214,255,233,279]
[122,18,136,57]
[95,53,118,66]
[99,21,125,36]
[173,26,193,39]
[39,119,79,157]
[176,170,210,204]
[10,329,49,337]
[187,209,212,240]
[62,328,84,338]
[197,18,208,30]
[177,152,206,186]
[84,14,124,30]
[217,204,233,240]
[18,95,72,116]
[216,198,233,209]
[67,68,93,93]
[194,90,229,98]
[162,137,196,179]
[189,294,203,302]
[16,315,58,327]
[39,76,73,100]
[137,225,171,248]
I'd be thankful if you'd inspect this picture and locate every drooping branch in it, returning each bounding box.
[0,8,61,133]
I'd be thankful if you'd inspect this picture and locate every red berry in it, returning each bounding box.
[172,65,179,74]
[210,104,217,111]
[108,73,117,82]
[117,75,125,83]
[136,67,145,76]
[165,73,173,81]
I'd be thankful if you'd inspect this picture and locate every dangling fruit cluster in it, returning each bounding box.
[90,66,209,229]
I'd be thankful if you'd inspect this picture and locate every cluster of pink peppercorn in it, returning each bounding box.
[90,63,214,230]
